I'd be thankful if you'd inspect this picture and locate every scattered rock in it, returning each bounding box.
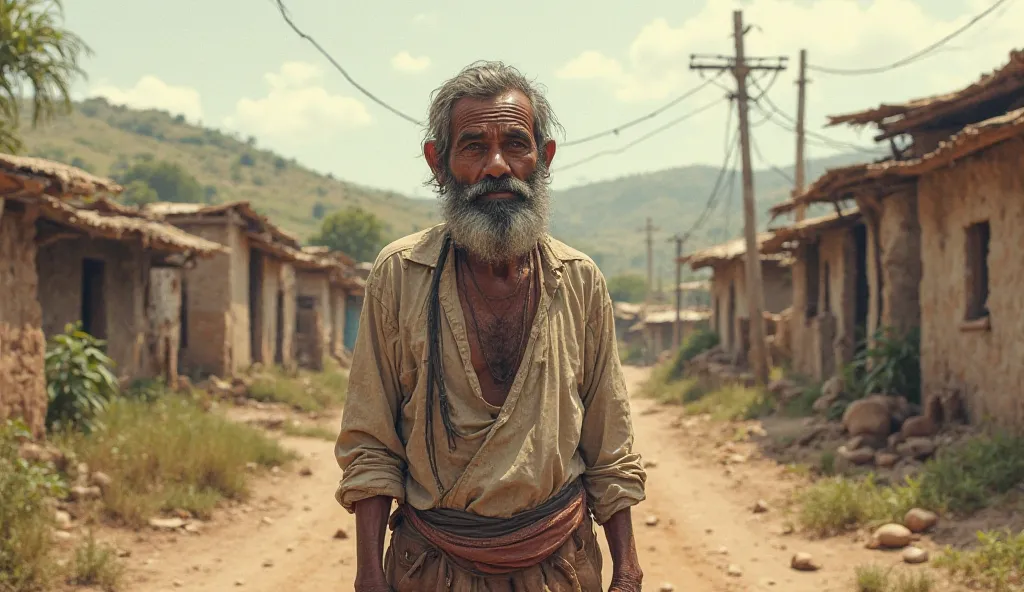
[717,546,730,555]
[888,432,904,449]
[875,452,900,468]
[270,466,281,475]
[843,395,894,439]
[52,530,74,543]
[286,545,295,553]
[333,528,349,540]
[659,583,675,592]
[898,437,937,460]
[814,376,843,413]
[235,579,245,587]
[261,517,274,526]
[872,524,913,549]
[904,508,938,533]
[728,454,747,464]
[727,564,742,577]
[69,485,102,501]
[643,458,658,468]
[298,467,313,477]
[184,523,202,534]
[90,471,113,490]
[18,442,51,463]
[752,500,770,514]
[54,510,73,530]
[902,546,929,564]
[790,553,820,572]
[645,515,660,527]
[901,416,938,439]
[768,379,797,396]
[245,462,258,472]
[173,579,185,588]
[149,517,186,530]
[781,524,795,535]
[116,548,131,558]
[837,446,876,466]
[262,559,274,568]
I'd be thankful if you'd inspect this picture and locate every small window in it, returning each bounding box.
[965,221,990,320]
[822,262,832,314]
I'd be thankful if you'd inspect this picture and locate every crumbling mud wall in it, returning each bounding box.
[256,256,282,366]
[880,194,922,336]
[918,139,1024,427]
[762,260,793,315]
[709,259,745,354]
[148,267,182,388]
[296,270,331,368]
[0,208,47,435]
[330,286,347,357]
[279,263,296,366]
[176,223,234,377]
[228,227,252,374]
[36,237,151,382]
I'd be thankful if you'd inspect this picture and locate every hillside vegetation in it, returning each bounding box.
[19,99,877,275]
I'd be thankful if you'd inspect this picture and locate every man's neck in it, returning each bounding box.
[461,250,526,281]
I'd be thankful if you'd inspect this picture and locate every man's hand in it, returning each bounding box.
[602,508,643,592]
[353,497,393,592]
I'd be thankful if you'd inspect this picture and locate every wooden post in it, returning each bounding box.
[795,49,808,222]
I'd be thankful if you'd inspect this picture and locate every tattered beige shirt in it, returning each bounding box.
[335,224,646,525]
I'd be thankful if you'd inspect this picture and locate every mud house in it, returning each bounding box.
[680,234,792,361]
[627,308,713,362]
[772,49,1024,426]
[144,202,309,377]
[762,208,867,381]
[0,155,221,434]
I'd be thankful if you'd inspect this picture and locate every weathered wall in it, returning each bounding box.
[228,226,252,374]
[176,222,233,377]
[708,258,792,354]
[257,255,281,365]
[880,193,922,335]
[763,261,793,315]
[148,267,181,387]
[37,237,150,381]
[279,263,296,366]
[0,207,47,436]
[296,270,331,365]
[330,286,347,356]
[918,139,1024,426]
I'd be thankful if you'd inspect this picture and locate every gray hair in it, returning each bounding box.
[425,61,562,182]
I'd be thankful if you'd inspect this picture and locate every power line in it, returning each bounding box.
[678,101,738,243]
[562,72,726,147]
[808,0,1014,76]
[274,0,423,126]
[750,131,795,184]
[555,97,727,172]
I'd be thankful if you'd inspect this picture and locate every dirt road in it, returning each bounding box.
[116,367,887,591]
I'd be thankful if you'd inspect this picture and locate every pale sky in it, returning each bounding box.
[64,0,1020,197]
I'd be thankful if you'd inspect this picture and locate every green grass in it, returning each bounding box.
[59,395,295,526]
[797,433,1024,536]
[68,532,124,591]
[282,422,338,441]
[936,530,1024,592]
[854,565,934,592]
[780,383,822,418]
[247,363,349,412]
[683,384,773,421]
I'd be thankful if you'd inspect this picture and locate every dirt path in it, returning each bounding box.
[114,367,893,591]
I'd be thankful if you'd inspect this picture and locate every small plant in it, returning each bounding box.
[797,474,920,537]
[667,329,720,380]
[0,420,67,592]
[936,529,1024,592]
[855,564,891,592]
[247,364,349,412]
[891,571,933,592]
[69,532,124,590]
[45,322,120,433]
[843,326,921,404]
[916,432,1024,514]
[684,384,770,421]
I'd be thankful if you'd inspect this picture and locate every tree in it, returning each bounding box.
[238,152,255,167]
[0,0,91,153]
[311,202,326,220]
[309,206,387,262]
[607,274,647,303]
[115,160,203,203]
[120,179,158,207]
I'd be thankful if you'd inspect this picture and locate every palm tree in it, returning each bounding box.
[0,0,90,153]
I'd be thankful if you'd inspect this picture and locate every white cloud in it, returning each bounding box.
[391,51,431,73]
[224,61,371,138]
[556,0,1023,104]
[90,75,203,121]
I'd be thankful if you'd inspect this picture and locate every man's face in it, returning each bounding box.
[426,90,557,263]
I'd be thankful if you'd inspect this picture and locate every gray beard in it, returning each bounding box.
[438,163,551,264]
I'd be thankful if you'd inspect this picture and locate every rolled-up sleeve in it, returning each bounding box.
[578,274,647,524]
[334,262,407,512]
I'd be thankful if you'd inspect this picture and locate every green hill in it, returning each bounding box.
[17,99,878,276]
[19,98,438,241]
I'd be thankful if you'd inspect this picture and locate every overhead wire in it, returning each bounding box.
[554,97,728,173]
[677,99,738,244]
[562,71,727,147]
[750,131,795,184]
[274,0,423,126]
[807,0,1014,76]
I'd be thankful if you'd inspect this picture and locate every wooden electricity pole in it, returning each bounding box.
[638,217,659,302]
[794,49,808,222]
[690,9,787,386]
[668,234,686,349]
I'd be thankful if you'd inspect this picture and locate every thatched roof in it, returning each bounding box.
[28,195,225,256]
[679,233,778,270]
[772,106,1024,217]
[144,201,301,250]
[0,154,123,198]
[763,208,862,254]
[828,49,1024,141]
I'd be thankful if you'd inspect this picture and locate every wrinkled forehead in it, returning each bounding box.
[449,90,536,139]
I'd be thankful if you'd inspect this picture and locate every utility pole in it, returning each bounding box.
[668,234,686,349]
[794,48,808,222]
[690,10,787,386]
[638,217,659,302]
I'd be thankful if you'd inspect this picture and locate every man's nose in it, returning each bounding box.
[482,148,512,179]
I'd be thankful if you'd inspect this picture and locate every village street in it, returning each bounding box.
[103,366,899,592]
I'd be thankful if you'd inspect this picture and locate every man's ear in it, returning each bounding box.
[424,141,445,185]
[542,140,556,168]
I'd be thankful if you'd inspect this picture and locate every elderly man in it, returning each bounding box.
[336,61,647,592]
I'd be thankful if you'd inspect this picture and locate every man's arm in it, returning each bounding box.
[577,270,648,591]
[335,261,406,588]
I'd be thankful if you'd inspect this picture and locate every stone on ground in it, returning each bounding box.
[842,395,893,438]
[904,508,938,533]
[900,415,938,439]
[902,546,929,564]
[790,552,820,571]
[872,524,913,549]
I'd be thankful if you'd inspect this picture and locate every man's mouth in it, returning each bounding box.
[480,191,517,201]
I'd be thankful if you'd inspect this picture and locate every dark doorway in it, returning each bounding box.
[274,290,285,364]
[81,258,107,339]
[853,224,870,351]
[805,243,821,319]
[728,282,736,350]
[179,278,190,351]
[249,250,264,363]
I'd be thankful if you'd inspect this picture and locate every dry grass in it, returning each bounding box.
[853,565,934,592]
[248,362,349,412]
[935,529,1024,591]
[683,384,773,421]
[61,395,295,526]
[282,422,338,441]
[798,475,921,537]
[68,532,124,591]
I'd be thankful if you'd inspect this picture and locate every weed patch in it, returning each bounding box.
[915,432,1024,515]
[935,529,1024,592]
[684,384,771,421]
[248,363,348,412]
[282,422,337,441]
[61,395,295,526]
[797,475,920,537]
[853,565,933,592]
[68,532,124,590]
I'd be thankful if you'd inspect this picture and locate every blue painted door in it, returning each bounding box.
[343,295,363,351]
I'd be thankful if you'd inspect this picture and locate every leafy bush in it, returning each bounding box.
[69,532,124,590]
[797,475,920,536]
[936,529,1024,592]
[843,326,921,404]
[916,432,1024,514]
[667,328,719,379]
[247,363,349,412]
[45,323,120,433]
[0,420,67,592]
